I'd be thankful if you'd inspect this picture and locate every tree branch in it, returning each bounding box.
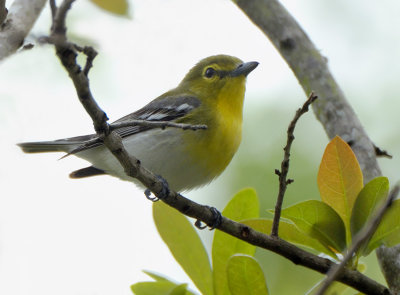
[0,0,47,60]
[0,0,7,26]
[233,0,398,291]
[110,120,207,132]
[271,92,317,236]
[50,0,108,135]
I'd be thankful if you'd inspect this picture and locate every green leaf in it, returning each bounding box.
[317,136,363,242]
[170,284,192,295]
[221,188,259,221]
[131,281,184,295]
[227,255,268,295]
[153,202,213,295]
[281,200,346,253]
[350,177,389,255]
[351,177,389,235]
[143,270,175,282]
[212,188,259,295]
[242,218,337,258]
[90,0,129,15]
[364,200,400,255]
[132,273,196,295]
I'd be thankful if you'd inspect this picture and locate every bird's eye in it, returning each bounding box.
[204,67,216,78]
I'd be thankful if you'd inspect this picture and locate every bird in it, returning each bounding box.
[18,55,258,192]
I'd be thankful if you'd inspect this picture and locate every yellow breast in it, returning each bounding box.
[183,78,246,180]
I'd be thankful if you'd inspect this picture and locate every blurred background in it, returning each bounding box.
[1,0,400,294]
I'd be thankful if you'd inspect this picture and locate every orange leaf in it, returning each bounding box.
[317,136,363,235]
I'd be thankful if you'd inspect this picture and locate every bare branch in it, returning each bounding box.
[271,92,317,237]
[49,0,56,20]
[233,0,398,291]
[316,185,400,294]
[82,46,97,76]
[0,0,7,26]
[51,0,73,35]
[58,120,207,160]
[50,0,108,134]
[0,0,47,60]
[110,120,207,132]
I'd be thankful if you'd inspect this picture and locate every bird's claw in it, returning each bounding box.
[195,206,222,230]
[144,175,170,202]
[144,188,159,202]
[156,175,170,200]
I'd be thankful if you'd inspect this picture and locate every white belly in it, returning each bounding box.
[76,129,214,192]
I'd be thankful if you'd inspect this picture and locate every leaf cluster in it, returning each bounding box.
[131,136,400,294]
[270,136,400,261]
[131,189,269,295]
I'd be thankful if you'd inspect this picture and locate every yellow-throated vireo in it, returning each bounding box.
[18,55,258,192]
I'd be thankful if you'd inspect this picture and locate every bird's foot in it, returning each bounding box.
[195,206,222,230]
[144,175,170,202]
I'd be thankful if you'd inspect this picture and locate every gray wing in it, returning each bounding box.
[67,95,201,155]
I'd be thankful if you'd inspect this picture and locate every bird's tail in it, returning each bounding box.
[17,140,78,154]
[18,134,97,154]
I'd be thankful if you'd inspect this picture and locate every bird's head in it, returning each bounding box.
[179,55,258,109]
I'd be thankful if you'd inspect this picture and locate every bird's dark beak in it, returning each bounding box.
[231,61,259,77]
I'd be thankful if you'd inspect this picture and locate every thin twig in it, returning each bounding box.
[50,0,108,134]
[47,2,390,294]
[316,185,400,295]
[110,119,207,131]
[52,0,73,35]
[0,0,8,26]
[59,120,207,159]
[271,92,318,237]
[82,46,97,76]
[49,0,56,20]
[374,144,393,159]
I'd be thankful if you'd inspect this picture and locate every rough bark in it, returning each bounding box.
[0,0,47,60]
